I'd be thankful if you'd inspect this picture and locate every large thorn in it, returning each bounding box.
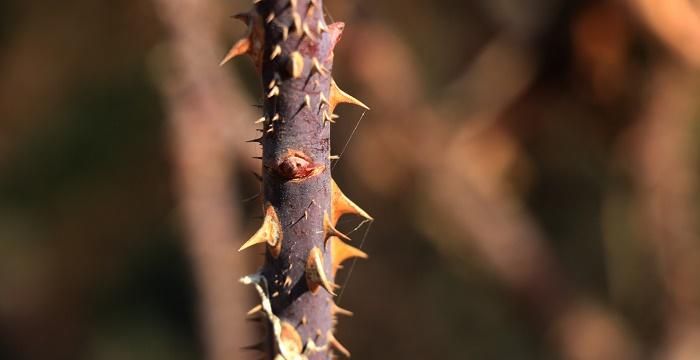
[327,331,351,357]
[324,212,351,243]
[329,236,367,276]
[329,79,370,113]
[239,204,283,258]
[278,322,303,355]
[305,247,336,295]
[220,38,251,66]
[331,179,373,225]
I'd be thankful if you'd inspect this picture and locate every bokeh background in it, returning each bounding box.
[2,0,700,359]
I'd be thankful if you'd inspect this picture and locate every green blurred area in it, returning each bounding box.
[2,0,700,359]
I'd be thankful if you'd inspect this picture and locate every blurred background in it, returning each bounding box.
[2,0,700,359]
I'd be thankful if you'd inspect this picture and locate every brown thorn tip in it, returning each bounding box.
[331,179,373,224]
[329,79,370,113]
[327,332,351,357]
[330,236,367,276]
[270,45,282,60]
[324,212,351,242]
[220,38,251,66]
[332,303,354,317]
[305,247,336,295]
[239,204,283,258]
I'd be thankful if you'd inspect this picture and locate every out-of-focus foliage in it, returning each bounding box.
[2,0,700,359]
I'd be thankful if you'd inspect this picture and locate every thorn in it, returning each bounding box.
[318,20,328,33]
[268,79,277,90]
[302,22,317,41]
[246,304,263,316]
[304,94,312,109]
[292,12,303,36]
[301,315,307,325]
[280,322,303,355]
[331,179,373,224]
[327,332,351,357]
[324,212,350,243]
[254,116,266,124]
[252,156,263,160]
[305,247,336,295]
[332,303,354,317]
[282,25,289,41]
[319,92,330,108]
[329,155,340,160]
[287,51,304,78]
[239,204,283,258]
[323,110,335,124]
[267,86,280,98]
[271,113,280,122]
[220,38,251,66]
[246,137,263,143]
[283,276,293,288]
[330,236,367,276]
[266,12,275,24]
[311,57,328,76]
[329,79,370,113]
[270,44,282,60]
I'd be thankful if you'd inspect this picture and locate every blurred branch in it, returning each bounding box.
[152,1,257,359]
[628,0,700,66]
[632,61,700,359]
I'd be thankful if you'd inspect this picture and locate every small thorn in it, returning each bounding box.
[252,156,263,160]
[267,86,279,98]
[246,137,263,143]
[282,26,289,41]
[311,57,328,76]
[304,94,312,109]
[287,51,304,78]
[254,116,266,124]
[292,12,303,36]
[239,204,283,258]
[329,155,340,160]
[301,315,308,325]
[283,276,293,288]
[305,247,336,295]
[318,20,328,33]
[302,22,317,41]
[270,45,282,60]
[271,113,280,121]
[266,12,275,24]
[266,127,274,133]
[323,111,335,124]
[329,79,370,113]
[324,212,350,243]
[331,179,373,224]
[327,332,351,357]
[332,303,354,317]
[268,79,277,90]
[246,304,263,316]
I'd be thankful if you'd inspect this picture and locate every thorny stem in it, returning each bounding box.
[223,0,371,359]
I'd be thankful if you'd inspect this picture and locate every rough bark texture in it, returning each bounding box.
[222,1,370,359]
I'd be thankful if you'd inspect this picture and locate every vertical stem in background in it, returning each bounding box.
[153,0,257,359]
[222,1,371,358]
